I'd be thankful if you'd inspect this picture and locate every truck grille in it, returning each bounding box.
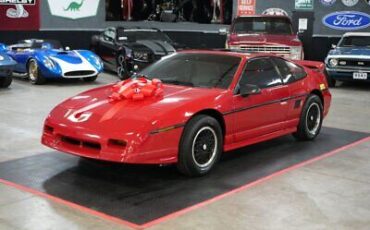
[238,46,291,54]
[338,59,370,68]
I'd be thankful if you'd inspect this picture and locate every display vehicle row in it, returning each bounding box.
[6,39,104,85]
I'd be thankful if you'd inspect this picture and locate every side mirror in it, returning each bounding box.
[219,28,228,35]
[331,44,337,49]
[239,84,261,97]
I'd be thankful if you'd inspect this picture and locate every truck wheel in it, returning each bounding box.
[28,59,46,85]
[177,115,223,176]
[293,94,323,141]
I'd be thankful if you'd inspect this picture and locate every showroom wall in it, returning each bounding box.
[1,0,370,60]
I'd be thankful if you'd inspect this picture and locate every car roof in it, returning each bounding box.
[235,14,291,20]
[343,32,370,37]
[115,27,161,32]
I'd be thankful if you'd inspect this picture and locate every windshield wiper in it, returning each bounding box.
[161,79,194,87]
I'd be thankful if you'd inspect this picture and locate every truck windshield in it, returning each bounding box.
[338,36,370,47]
[232,17,293,35]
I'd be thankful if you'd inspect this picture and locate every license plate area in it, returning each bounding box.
[353,72,368,80]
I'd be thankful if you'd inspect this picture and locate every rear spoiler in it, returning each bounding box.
[295,60,325,73]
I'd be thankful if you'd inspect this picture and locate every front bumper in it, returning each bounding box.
[326,68,370,82]
[41,119,182,164]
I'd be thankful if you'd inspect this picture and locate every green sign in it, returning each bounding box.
[295,0,314,10]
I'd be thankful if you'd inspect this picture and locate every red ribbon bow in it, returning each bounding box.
[109,77,164,101]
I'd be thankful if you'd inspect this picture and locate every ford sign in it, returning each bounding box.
[322,11,370,30]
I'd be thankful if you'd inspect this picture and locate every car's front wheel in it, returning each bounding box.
[117,55,129,80]
[177,115,223,176]
[0,76,12,88]
[28,59,46,85]
[293,94,323,141]
[82,75,98,82]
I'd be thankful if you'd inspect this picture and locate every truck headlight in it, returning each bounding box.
[290,46,302,60]
[329,58,338,67]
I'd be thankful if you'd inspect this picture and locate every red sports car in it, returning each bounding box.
[42,50,331,176]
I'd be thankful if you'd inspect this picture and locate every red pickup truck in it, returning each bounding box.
[225,15,304,60]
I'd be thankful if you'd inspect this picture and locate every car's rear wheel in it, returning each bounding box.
[28,59,46,85]
[177,115,223,176]
[0,76,12,88]
[117,55,129,80]
[82,75,98,82]
[293,94,323,141]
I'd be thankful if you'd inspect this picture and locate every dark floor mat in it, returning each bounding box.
[0,127,368,225]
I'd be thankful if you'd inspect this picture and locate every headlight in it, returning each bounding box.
[0,55,3,61]
[133,51,150,61]
[44,58,55,69]
[329,58,338,67]
[290,46,302,60]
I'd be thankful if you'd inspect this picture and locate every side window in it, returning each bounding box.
[239,58,282,89]
[286,61,306,81]
[274,58,307,83]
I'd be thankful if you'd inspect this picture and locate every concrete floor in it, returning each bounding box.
[0,74,369,230]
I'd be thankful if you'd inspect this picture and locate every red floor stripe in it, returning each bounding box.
[0,136,369,230]
[0,178,141,229]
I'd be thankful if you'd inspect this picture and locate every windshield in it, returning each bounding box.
[17,40,63,49]
[117,29,172,43]
[232,17,293,35]
[338,36,370,47]
[139,53,241,89]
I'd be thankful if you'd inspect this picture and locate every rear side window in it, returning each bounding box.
[273,58,306,84]
[239,58,282,89]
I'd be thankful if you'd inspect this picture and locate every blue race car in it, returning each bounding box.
[325,32,370,87]
[7,39,104,85]
[0,43,16,88]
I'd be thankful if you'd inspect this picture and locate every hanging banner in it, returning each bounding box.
[47,0,100,20]
[0,0,39,30]
[237,0,255,16]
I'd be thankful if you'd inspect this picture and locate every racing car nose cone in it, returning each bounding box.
[203,144,207,151]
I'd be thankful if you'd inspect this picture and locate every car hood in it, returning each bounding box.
[0,53,17,66]
[48,84,224,134]
[229,34,302,46]
[329,47,370,57]
[124,40,176,56]
[44,50,84,64]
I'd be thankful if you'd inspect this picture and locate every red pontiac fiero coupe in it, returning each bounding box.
[42,50,331,176]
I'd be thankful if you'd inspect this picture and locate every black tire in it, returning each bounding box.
[293,94,323,141]
[0,76,12,88]
[28,59,46,85]
[117,54,129,80]
[177,115,223,176]
[326,73,336,88]
[82,75,98,82]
